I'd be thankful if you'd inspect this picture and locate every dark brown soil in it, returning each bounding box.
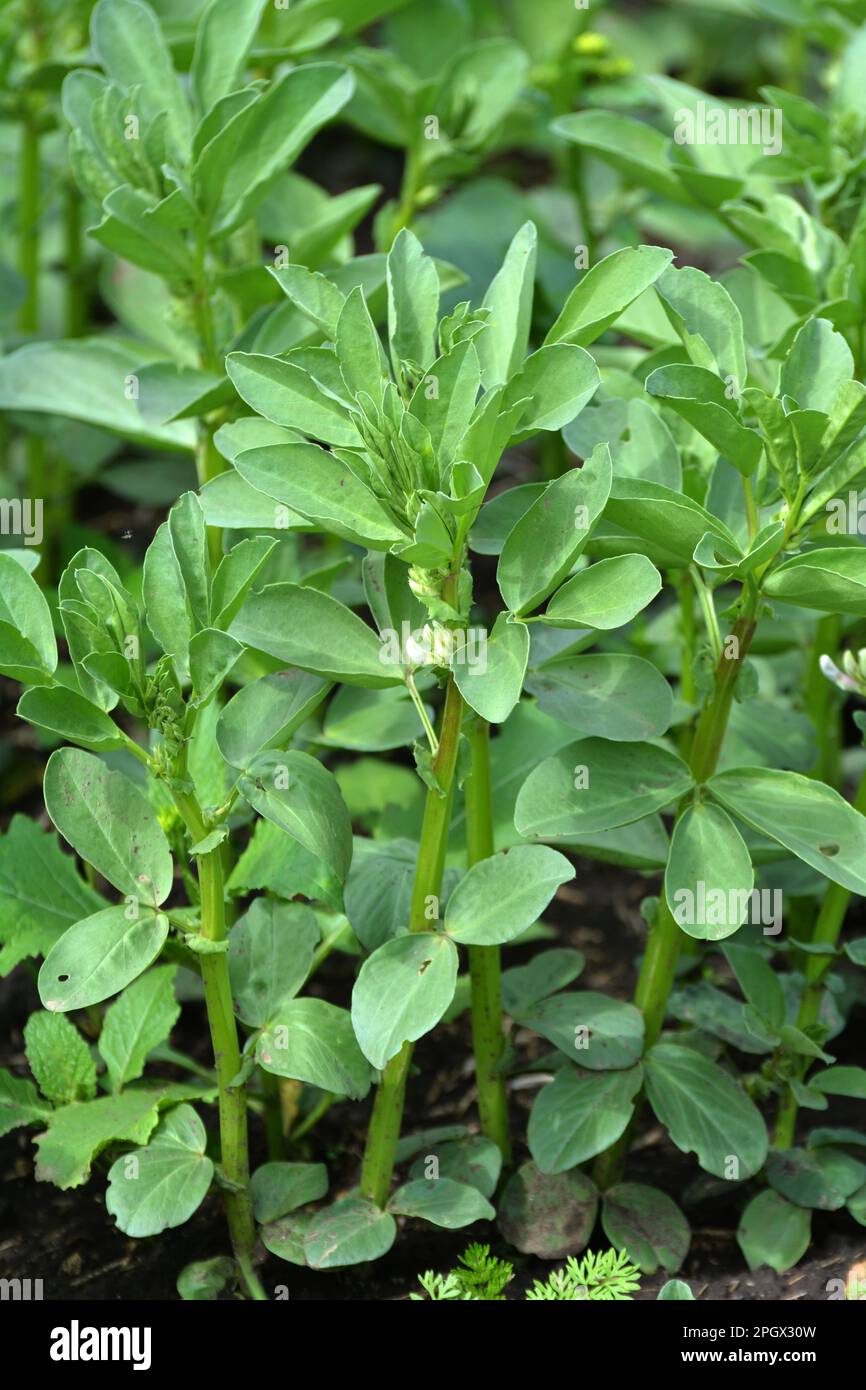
[3,860,864,1302]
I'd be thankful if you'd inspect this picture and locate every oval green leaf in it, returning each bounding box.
[444,845,574,945]
[351,932,459,1070]
[38,905,169,1012]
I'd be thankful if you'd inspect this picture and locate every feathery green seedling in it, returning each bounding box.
[410,1243,642,1300]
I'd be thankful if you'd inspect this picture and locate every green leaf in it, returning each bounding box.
[0,815,104,975]
[664,802,754,942]
[387,228,439,376]
[810,1066,866,1098]
[766,1147,864,1211]
[669,982,771,1056]
[709,767,866,894]
[335,284,388,403]
[177,1256,236,1301]
[409,341,482,467]
[226,819,343,911]
[228,899,319,1027]
[501,948,585,1014]
[501,343,600,437]
[763,548,866,617]
[498,445,611,615]
[106,1104,213,1236]
[23,1012,96,1105]
[645,1043,768,1180]
[601,1183,690,1275]
[321,685,424,752]
[34,1088,163,1189]
[38,905,169,1012]
[142,523,193,684]
[407,1134,502,1198]
[91,0,192,161]
[189,628,243,706]
[526,655,673,742]
[305,1196,396,1269]
[267,264,347,338]
[0,340,193,450]
[260,1212,312,1266]
[737,1190,811,1273]
[0,1069,51,1136]
[477,220,537,388]
[230,583,403,687]
[16,688,124,752]
[226,352,360,447]
[552,110,690,205]
[345,840,449,952]
[546,246,674,348]
[780,318,854,413]
[351,932,459,1069]
[0,552,57,681]
[211,536,277,629]
[721,943,786,1033]
[256,997,372,1099]
[444,845,574,945]
[237,750,352,885]
[515,739,692,839]
[98,965,180,1092]
[234,442,404,549]
[90,187,194,279]
[250,1161,328,1224]
[209,65,355,234]
[528,1065,643,1172]
[654,262,747,386]
[452,614,529,724]
[657,1280,695,1300]
[517,992,645,1070]
[387,1178,494,1228]
[646,364,762,475]
[167,491,211,631]
[543,555,662,630]
[190,0,266,114]
[603,477,740,566]
[44,748,173,905]
[498,1161,598,1258]
[216,669,330,770]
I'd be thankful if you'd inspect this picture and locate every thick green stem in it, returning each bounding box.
[19,115,40,336]
[64,180,85,338]
[174,788,260,1297]
[360,677,464,1207]
[261,1071,285,1160]
[805,614,842,788]
[386,142,423,248]
[594,597,759,1190]
[196,420,228,569]
[19,109,49,573]
[774,767,866,1147]
[466,718,511,1163]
